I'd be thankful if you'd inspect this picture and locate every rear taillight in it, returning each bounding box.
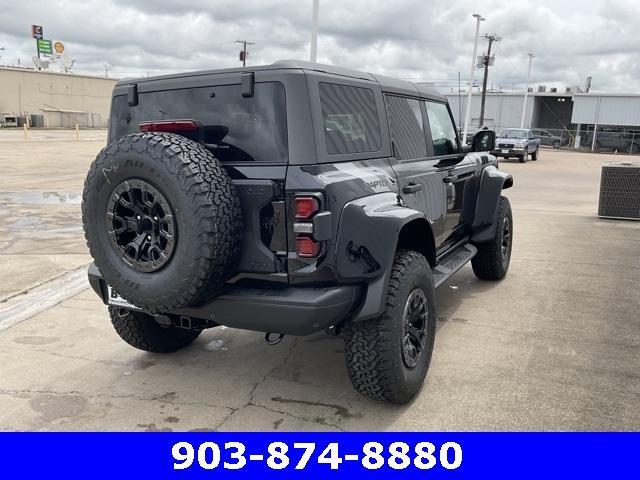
[293,195,322,258]
[294,196,319,220]
[295,235,320,258]
[139,120,199,133]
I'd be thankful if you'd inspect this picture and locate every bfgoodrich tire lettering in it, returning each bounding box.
[82,132,242,313]
[344,250,436,404]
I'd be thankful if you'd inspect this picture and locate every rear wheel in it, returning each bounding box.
[109,307,201,353]
[552,140,561,149]
[344,250,436,404]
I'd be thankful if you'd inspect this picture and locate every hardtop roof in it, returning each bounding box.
[116,60,445,102]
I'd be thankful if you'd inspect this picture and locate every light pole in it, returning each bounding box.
[0,47,5,64]
[462,13,485,145]
[310,0,319,62]
[520,53,534,128]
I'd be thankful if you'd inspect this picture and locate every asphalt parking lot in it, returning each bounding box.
[0,130,638,431]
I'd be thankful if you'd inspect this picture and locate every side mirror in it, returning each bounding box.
[472,130,495,152]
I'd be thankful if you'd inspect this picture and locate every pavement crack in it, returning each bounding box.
[246,337,299,407]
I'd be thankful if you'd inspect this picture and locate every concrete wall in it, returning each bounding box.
[0,67,116,128]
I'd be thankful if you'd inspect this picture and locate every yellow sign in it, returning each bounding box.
[53,41,64,55]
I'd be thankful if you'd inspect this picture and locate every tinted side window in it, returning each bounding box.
[319,82,381,155]
[385,95,427,160]
[425,102,459,156]
[110,82,288,163]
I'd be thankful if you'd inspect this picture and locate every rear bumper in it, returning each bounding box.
[88,264,364,336]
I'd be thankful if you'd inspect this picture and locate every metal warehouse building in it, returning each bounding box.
[0,67,116,128]
[446,90,640,153]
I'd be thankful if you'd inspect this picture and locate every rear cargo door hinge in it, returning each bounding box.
[273,181,286,200]
[275,255,288,273]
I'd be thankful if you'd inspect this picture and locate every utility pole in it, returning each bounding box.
[478,33,500,127]
[462,13,485,145]
[310,0,320,62]
[236,40,255,67]
[520,53,534,128]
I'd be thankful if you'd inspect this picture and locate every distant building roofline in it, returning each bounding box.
[0,65,117,82]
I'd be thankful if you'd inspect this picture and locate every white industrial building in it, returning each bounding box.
[446,90,640,152]
[0,66,116,128]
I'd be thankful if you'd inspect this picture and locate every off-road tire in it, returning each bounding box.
[82,132,242,313]
[109,307,201,353]
[532,148,539,160]
[472,196,513,280]
[344,250,437,404]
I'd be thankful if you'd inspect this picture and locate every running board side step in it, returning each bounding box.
[432,243,478,288]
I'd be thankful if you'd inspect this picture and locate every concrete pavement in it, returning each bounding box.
[0,134,638,431]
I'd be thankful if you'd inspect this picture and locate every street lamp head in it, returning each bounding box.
[472,13,485,21]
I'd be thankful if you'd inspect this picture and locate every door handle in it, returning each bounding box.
[402,183,422,194]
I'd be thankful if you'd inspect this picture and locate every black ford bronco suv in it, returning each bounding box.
[82,61,513,404]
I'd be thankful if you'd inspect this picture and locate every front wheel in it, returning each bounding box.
[519,150,527,163]
[472,196,513,280]
[344,250,437,404]
[531,148,539,160]
[109,307,201,353]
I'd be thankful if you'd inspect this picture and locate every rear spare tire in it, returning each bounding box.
[82,132,242,313]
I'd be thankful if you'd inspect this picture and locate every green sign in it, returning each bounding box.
[37,39,52,55]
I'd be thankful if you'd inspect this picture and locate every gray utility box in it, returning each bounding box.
[30,114,45,128]
[598,162,640,220]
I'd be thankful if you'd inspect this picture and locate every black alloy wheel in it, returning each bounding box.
[106,179,176,273]
[402,288,429,369]
[501,215,512,263]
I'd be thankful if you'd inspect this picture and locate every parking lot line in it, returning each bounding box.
[0,266,89,332]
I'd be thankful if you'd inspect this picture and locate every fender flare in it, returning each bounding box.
[334,192,436,322]
[471,166,513,244]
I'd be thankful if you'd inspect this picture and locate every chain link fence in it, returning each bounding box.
[487,126,640,155]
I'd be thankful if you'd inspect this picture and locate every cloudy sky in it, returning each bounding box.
[1,0,639,92]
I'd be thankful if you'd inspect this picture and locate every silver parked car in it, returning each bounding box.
[492,128,541,163]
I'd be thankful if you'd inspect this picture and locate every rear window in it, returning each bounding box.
[385,95,427,160]
[319,82,381,155]
[110,82,288,163]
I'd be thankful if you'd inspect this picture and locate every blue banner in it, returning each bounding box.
[1,432,636,478]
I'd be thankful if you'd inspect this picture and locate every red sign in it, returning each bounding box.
[32,25,43,39]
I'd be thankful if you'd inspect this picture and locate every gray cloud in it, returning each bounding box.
[0,0,638,92]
